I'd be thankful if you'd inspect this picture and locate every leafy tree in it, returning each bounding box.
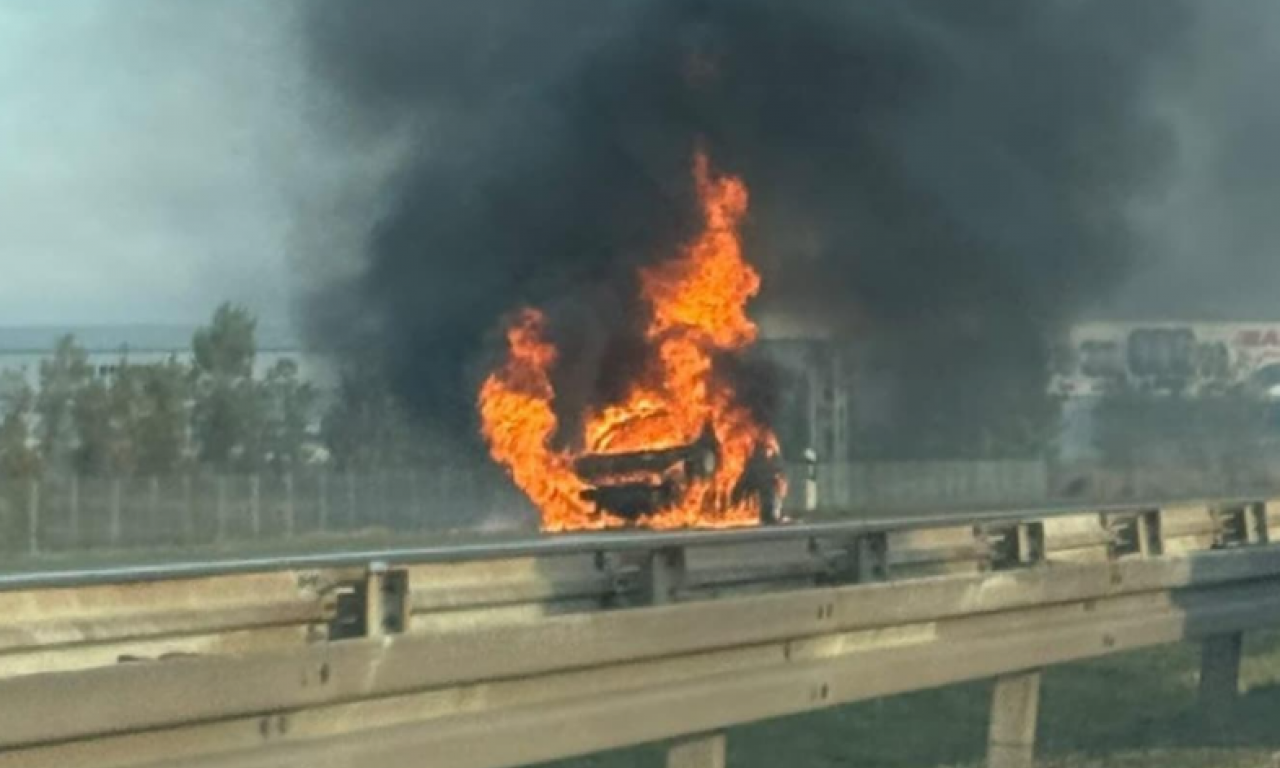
[322,363,426,471]
[71,373,115,476]
[35,335,91,474]
[132,359,193,475]
[194,379,261,470]
[260,358,317,471]
[193,303,256,379]
[104,363,142,475]
[0,372,39,478]
[192,304,261,470]
[66,355,193,477]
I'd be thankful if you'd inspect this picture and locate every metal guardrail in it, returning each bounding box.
[1,497,1278,768]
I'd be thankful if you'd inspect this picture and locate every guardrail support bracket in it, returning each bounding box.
[854,532,888,582]
[987,670,1041,768]
[1214,504,1269,548]
[984,523,1045,570]
[643,547,688,605]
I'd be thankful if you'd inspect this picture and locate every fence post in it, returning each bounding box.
[182,475,194,545]
[346,472,356,530]
[147,476,160,544]
[379,470,390,528]
[249,474,261,538]
[26,477,40,557]
[317,473,329,534]
[68,474,80,550]
[109,477,122,547]
[408,470,420,530]
[987,671,1042,768]
[215,476,228,543]
[667,734,726,768]
[438,468,452,530]
[283,472,296,539]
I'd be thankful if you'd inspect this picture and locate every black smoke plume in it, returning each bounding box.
[304,0,1190,457]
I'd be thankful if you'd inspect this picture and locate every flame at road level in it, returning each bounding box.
[478,310,593,528]
[478,150,781,531]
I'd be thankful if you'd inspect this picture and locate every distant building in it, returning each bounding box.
[1053,321,1280,398]
[756,315,1280,464]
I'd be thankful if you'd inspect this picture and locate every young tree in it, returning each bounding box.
[0,372,39,478]
[260,358,317,471]
[36,335,91,475]
[322,363,425,471]
[193,303,256,380]
[71,373,115,476]
[192,304,261,470]
[132,359,193,476]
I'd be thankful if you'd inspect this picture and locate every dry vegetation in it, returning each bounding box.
[552,632,1280,768]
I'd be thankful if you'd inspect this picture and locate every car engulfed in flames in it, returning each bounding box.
[477,150,786,531]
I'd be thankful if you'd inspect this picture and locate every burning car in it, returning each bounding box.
[572,423,785,524]
[478,151,788,531]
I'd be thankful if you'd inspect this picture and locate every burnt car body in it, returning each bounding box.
[573,424,785,523]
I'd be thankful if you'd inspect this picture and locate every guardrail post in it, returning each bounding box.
[365,562,388,637]
[1255,500,1272,542]
[855,533,887,581]
[1199,632,1242,733]
[364,562,409,637]
[987,671,1041,768]
[667,733,726,768]
[643,547,687,605]
[1136,510,1163,556]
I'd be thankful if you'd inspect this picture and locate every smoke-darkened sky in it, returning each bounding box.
[1124,0,1280,319]
[0,1,372,326]
[1,1,1279,331]
[297,0,1231,441]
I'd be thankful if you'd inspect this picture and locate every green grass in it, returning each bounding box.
[548,633,1280,768]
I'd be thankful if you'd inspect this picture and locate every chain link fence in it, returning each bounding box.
[5,459,1280,558]
[0,469,536,556]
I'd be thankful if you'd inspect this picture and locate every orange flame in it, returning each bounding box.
[478,150,782,531]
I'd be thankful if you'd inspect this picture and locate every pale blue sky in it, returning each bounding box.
[0,1,329,326]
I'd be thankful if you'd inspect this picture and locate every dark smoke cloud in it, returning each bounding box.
[304,0,1191,455]
[1119,1,1280,320]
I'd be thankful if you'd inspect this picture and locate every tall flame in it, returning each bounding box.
[478,150,781,531]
